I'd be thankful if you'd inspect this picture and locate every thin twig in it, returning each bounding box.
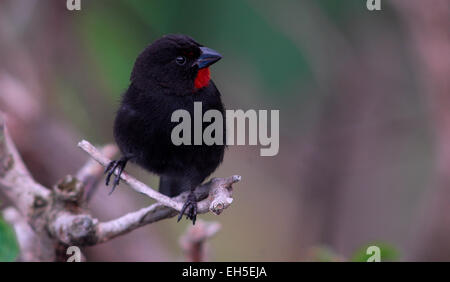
[77,140,241,214]
[78,140,182,211]
[76,144,118,202]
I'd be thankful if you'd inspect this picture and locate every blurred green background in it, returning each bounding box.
[0,0,448,261]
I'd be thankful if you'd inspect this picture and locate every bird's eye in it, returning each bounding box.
[175,56,186,65]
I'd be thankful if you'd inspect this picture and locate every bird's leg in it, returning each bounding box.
[177,188,198,225]
[104,156,130,195]
[104,161,117,186]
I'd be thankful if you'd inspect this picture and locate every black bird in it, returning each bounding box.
[105,34,226,224]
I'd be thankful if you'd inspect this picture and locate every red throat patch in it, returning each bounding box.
[194,68,210,90]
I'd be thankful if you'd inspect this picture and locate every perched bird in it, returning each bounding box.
[105,34,226,224]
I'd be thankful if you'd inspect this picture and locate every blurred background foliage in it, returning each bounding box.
[0,0,448,261]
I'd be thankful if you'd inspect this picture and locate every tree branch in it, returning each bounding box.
[46,140,241,246]
[77,140,241,214]
[0,116,50,218]
[95,174,239,243]
[0,113,54,260]
[1,112,241,259]
[179,220,221,262]
[3,207,41,261]
[76,144,118,202]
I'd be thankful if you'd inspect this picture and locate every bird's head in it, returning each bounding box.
[130,34,222,95]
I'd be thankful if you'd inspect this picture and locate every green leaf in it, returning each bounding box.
[0,216,19,262]
[351,242,399,262]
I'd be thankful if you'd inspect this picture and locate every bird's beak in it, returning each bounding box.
[194,47,222,69]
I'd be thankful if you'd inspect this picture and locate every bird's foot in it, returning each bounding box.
[177,192,198,225]
[104,158,128,195]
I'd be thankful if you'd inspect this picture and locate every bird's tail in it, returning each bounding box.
[159,175,183,197]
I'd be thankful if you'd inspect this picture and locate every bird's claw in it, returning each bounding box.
[177,192,198,225]
[104,158,127,195]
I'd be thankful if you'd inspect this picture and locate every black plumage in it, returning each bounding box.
[105,34,226,224]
